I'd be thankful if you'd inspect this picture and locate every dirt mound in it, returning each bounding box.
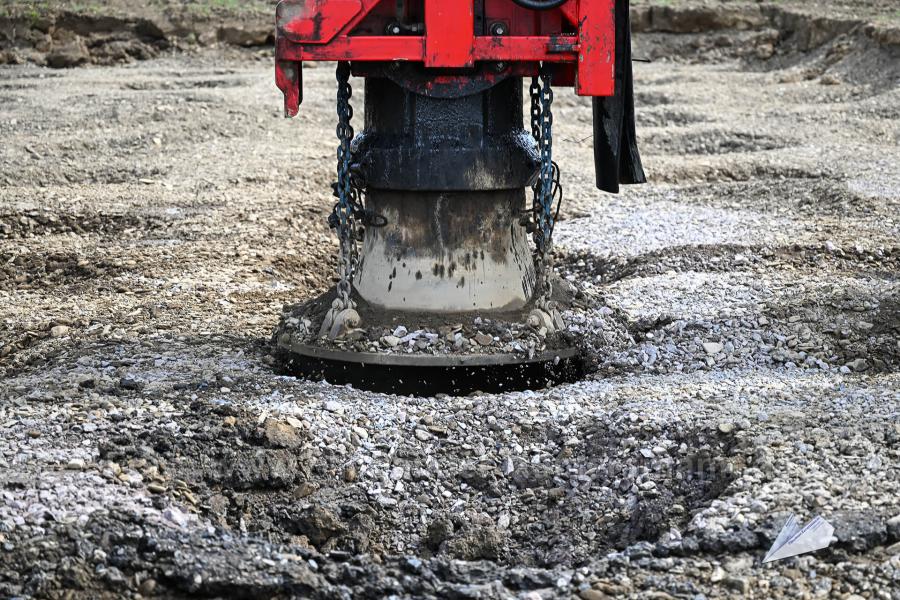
[0,5,272,67]
[632,4,900,89]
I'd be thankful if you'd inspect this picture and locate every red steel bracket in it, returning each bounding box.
[276,0,362,44]
[576,0,615,96]
[275,0,617,114]
[425,0,474,68]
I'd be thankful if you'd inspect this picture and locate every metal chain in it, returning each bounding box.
[530,68,561,309]
[529,76,542,146]
[537,69,554,254]
[333,62,357,309]
[529,75,543,241]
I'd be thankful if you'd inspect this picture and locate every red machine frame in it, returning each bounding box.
[275,0,616,117]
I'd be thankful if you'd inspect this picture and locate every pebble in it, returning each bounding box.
[139,579,157,595]
[846,358,869,372]
[119,378,141,391]
[263,419,303,449]
[702,342,724,355]
[724,576,750,593]
[50,325,70,338]
[724,557,752,573]
[162,506,189,528]
[474,333,495,346]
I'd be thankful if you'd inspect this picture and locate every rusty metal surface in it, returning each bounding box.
[354,189,536,312]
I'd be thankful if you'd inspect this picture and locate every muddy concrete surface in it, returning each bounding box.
[1,1,899,599]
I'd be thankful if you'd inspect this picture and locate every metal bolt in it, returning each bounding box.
[490,22,508,36]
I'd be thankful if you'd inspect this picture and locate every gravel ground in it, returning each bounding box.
[1,4,899,599]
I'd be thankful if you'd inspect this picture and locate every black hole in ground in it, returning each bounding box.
[275,350,589,396]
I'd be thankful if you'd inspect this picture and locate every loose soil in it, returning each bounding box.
[1,2,899,599]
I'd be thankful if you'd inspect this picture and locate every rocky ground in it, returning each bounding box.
[1,2,899,599]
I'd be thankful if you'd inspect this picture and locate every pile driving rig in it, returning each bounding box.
[273,0,644,395]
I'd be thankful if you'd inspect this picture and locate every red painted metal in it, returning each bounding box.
[558,0,579,26]
[276,0,362,44]
[424,0,474,67]
[275,59,302,117]
[278,35,579,62]
[576,0,616,96]
[274,0,617,114]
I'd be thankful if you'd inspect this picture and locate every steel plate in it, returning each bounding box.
[275,338,584,396]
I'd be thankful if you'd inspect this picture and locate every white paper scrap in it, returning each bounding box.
[763,514,835,563]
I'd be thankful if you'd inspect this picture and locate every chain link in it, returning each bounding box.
[333,62,357,309]
[529,76,542,145]
[530,68,562,310]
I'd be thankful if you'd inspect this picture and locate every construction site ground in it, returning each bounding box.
[1,1,899,598]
